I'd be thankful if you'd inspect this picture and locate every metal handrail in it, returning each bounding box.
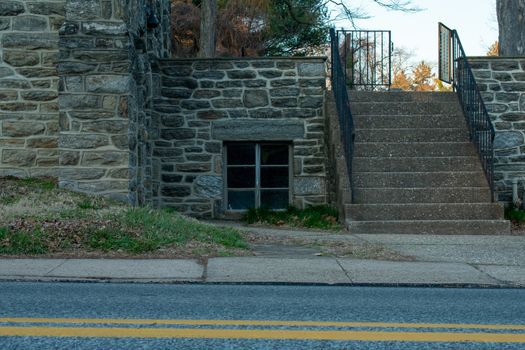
[330,28,354,202]
[439,23,495,201]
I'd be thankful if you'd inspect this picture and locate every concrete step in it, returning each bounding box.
[346,219,510,235]
[353,171,487,188]
[353,115,466,129]
[354,128,469,143]
[349,91,459,103]
[353,156,482,172]
[353,142,477,157]
[353,187,492,204]
[345,203,504,221]
[350,102,463,115]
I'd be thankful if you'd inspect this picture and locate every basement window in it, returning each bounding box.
[225,142,291,211]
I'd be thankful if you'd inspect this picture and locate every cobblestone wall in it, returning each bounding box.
[58,0,171,202]
[152,58,328,218]
[470,57,525,202]
[0,0,64,178]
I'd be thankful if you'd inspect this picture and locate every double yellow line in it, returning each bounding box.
[1,318,524,343]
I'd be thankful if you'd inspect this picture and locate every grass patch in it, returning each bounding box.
[243,205,341,230]
[505,205,525,223]
[0,177,248,257]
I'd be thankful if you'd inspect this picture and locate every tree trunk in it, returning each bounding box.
[199,0,217,58]
[497,0,525,56]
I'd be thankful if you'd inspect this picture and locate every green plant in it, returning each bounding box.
[243,205,340,230]
[0,227,48,255]
[505,205,525,223]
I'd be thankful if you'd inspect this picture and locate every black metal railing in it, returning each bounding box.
[330,28,355,201]
[439,23,495,201]
[336,29,392,90]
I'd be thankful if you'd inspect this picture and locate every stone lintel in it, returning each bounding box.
[211,119,305,141]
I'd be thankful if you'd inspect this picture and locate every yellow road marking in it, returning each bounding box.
[0,326,524,342]
[1,317,524,331]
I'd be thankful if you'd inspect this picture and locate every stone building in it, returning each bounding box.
[0,0,331,218]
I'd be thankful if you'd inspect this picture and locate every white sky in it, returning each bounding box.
[330,0,498,67]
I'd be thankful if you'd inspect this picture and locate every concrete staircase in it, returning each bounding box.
[346,91,510,234]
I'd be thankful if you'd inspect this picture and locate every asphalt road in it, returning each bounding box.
[0,282,524,349]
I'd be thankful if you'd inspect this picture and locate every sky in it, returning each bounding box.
[330,0,498,67]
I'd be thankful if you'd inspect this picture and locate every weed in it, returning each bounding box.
[243,205,341,230]
[0,227,48,255]
[505,205,525,223]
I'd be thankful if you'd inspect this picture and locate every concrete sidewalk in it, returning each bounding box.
[1,226,524,287]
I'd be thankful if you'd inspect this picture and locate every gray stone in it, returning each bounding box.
[299,96,323,108]
[248,108,282,118]
[0,68,15,78]
[163,77,198,89]
[520,95,525,111]
[86,75,130,93]
[298,62,325,77]
[271,79,296,87]
[2,149,36,166]
[0,91,17,101]
[59,134,109,149]
[16,68,57,78]
[27,137,58,149]
[161,185,191,197]
[82,151,128,166]
[271,97,297,108]
[21,91,58,101]
[12,15,48,31]
[2,121,45,137]
[72,50,128,62]
[161,174,183,183]
[227,70,256,79]
[244,80,266,88]
[197,110,227,120]
[26,1,64,15]
[243,90,269,108]
[494,131,524,149]
[153,148,183,157]
[270,87,300,97]
[176,163,211,172]
[193,71,225,80]
[294,176,324,196]
[161,128,196,140]
[212,119,304,140]
[1,33,58,50]
[212,99,243,108]
[501,83,525,92]
[65,0,99,20]
[193,90,220,99]
[492,61,520,71]
[252,61,275,68]
[59,95,99,110]
[58,62,97,74]
[0,18,10,31]
[0,1,25,16]
[82,21,127,35]
[501,112,525,122]
[194,175,222,199]
[82,120,127,134]
[205,141,222,153]
[222,89,242,98]
[496,93,520,103]
[259,70,282,79]
[181,100,210,110]
[161,115,184,127]
[216,81,242,88]
[0,102,37,112]
[60,168,105,180]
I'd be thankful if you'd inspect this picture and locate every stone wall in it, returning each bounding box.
[0,0,64,178]
[57,0,171,202]
[470,57,525,202]
[152,58,328,218]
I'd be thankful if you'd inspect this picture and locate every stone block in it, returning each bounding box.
[163,77,198,89]
[271,79,296,87]
[270,87,300,97]
[299,96,323,108]
[65,0,99,20]
[161,115,185,127]
[501,83,525,92]
[243,80,266,88]
[161,128,196,140]
[193,90,221,99]
[0,102,37,112]
[86,75,130,94]
[3,51,40,67]
[60,168,105,180]
[0,1,25,16]
[252,61,275,68]
[12,15,48,31]
[259,70,282,79]
[21,91,58,101]
[243,90,269,108]
[193,71,225,80]
[298,62,325,77]
[181,100,210,110]
[0,79,30,89]
[82,21,127,36]
[59,134,109,149]
[82,120,127,134]
[193,175,223,199]
[0,18,10,30]
[153,148,183,157]
[59,95,99,110]
[161,185,191,197]
[492,61,520,71]
[59,151,79,165]
[0,92,18,102]
[271,97,297,108]
[212,119,304,140]
[2,33,59,50]
[293,176,325,196]
[26,137,58,148]
[197,110,227,120]
[78,180,128,193]
[0,67,15,78]
[82,151,128,166]
[176,163,211,172]
[72,50,128,62]
[212,99,243,108]
[16,68,57,78]
[248,108,282,118]
[162,174,183,183]
[216,81,242,88]
[227,70,256,80]
[494,131,524,149]
[58,62,97,74]
[2,149,36,166]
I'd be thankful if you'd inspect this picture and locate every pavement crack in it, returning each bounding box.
[335,258,353,283]
[44,259,68,276]
[469,264,511,287]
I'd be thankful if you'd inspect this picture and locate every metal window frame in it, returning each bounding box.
[224,142,292,212]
